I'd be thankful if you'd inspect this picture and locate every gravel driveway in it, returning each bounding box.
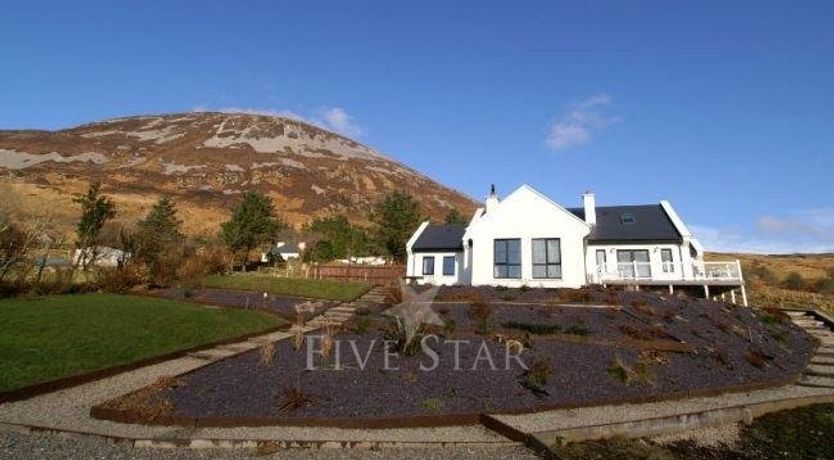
[0,429,540,460]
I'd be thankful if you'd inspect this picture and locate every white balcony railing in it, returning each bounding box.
[596,260,743,284]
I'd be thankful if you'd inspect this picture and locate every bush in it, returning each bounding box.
[815,275,834,295]
[560,288,591,303]
[93,267,144,293]
[782,272,807,291]
[524,356,550,388]
[469,298,492,335]
[504,320,561,335]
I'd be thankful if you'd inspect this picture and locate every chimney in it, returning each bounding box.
[582,191,596,225]
[485,184,499,213]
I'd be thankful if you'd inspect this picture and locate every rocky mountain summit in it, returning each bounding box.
[0,112,476,235]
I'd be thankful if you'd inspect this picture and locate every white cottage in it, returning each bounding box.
[406,185,746,305]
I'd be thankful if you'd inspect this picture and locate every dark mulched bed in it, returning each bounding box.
[98,287,817,426]
[149,288,335,320]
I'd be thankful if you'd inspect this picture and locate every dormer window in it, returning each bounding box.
[620,212,636,225]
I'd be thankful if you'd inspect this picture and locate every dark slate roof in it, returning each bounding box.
[412,224,466,251]
[567,205,682,243]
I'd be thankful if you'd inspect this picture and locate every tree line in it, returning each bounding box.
[0,183,467,294]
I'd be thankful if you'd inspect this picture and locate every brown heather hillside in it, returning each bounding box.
[0,112,477,237]
[707,252,834,314]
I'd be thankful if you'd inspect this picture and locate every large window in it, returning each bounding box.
[532,238,562,279]
[422,256,435,275]
[617,249,651,278]
[442,256,455,276]
[661,248,674,273]
[494,239,521,279]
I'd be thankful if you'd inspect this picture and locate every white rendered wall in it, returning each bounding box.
[466,185,590,288]
[413,252,463,286]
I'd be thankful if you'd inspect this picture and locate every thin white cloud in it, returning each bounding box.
[545,93,617,151]
[692,208,834,254]
[317,107,363,138]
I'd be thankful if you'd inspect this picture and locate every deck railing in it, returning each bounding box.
[596,260,743,283]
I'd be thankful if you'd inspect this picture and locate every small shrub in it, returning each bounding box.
[420,398,445,412]
[383,320,428,356]
[524,356,551,388]
[744,348,768,369]
[710,348,733,369]
[762,307,788,324]
[444,318,457,335]
[618,324,668,341]
[292,329,304,351]
[630,299,656,316]
[519,284,531,292]
[277,387,311,413]
[259,342,276,367]
[470,298,493,335]
[321,325,336,358]
[354,316,371,334]
[769,328,787,343]
[504,320,561,335]
[560,288,591,303]
[565,324,590,336]
[608,356,654,386]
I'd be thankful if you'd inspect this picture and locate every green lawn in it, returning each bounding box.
[202,274,372,301]
[0,294,284,392]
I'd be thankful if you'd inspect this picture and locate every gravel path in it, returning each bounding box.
[0,429,540,460]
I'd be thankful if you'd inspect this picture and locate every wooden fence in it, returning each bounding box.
[310,264,405,284]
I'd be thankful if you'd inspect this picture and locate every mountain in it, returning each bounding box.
[0,112,477,236]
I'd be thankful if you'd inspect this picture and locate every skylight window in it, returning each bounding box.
[620,212,636,225]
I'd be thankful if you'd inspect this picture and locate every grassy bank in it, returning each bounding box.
[202,274,372,301]
[0,293,283,392]
[548,403,834,459]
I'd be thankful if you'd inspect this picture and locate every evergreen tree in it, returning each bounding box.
[73,183,115,270]
[220,191,283,268]
[136,196,183,269]
[302,215,370,262]
[370,191,423,262]
[444,208,467,225]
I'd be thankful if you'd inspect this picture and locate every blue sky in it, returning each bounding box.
[2,1,833,253]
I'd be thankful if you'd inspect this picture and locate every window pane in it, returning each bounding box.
[494,265,508,278]
[532,265,547,278]
[661,249,672,262]
[422,257,434,275]
[443,256,455,276]
[548,265,562,279]
[634,250,650,262]
[547,239,561,263]
[596,250,606,265]
[617,251,632,263]
[507,265,521,279]
[494,240,507,263]
[507,239,521,264]
[532,239,546,264]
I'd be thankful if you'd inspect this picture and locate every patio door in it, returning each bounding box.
[617,249,651,279]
